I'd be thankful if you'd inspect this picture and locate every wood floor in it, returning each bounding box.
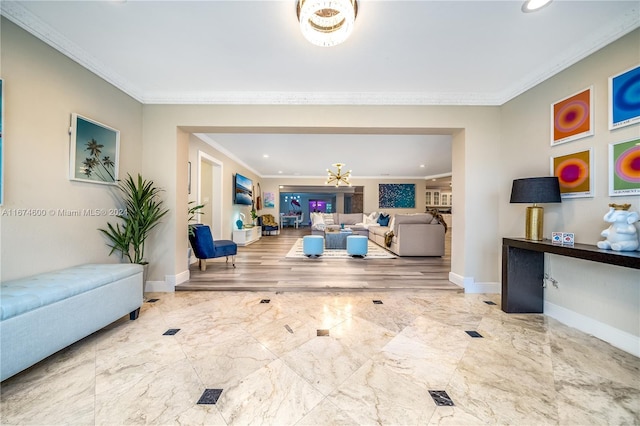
[178,226,459,292]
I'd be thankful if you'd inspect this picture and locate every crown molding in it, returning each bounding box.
[3,1,638,107]
[0,1,145,103]
[498,10,640,103]
[193,133,262,177]
[141,91,503,106]
[0,1,504,106]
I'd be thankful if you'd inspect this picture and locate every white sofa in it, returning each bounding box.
[311,212,447,257]
[310,212,371,236]
[368,212,446,256]
[0,264,143,381]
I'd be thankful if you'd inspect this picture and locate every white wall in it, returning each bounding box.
[0,18,143,281]
[499,29,640,353]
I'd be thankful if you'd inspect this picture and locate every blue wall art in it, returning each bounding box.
[379,184,415,208]
[609,64,640,130]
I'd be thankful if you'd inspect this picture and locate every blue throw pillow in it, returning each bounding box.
[377,213,390,226]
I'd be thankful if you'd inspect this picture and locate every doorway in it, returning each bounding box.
[198,151,223,240]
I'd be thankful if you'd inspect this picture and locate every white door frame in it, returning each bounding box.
[197,151,223,240]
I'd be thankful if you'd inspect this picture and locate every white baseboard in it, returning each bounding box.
[169,270,190,286]
[544,301,640,358]
[448,272,500,294]
[143,270,189,293]
[144,280,174,293]
[448,272,467,288]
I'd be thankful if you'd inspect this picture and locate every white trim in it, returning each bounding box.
[195,149,224,240]
[144,280,174,293]
[466,281,500,294]
[544,301,640,358]
[142,91,503,106]
[194,134,259,177]
[448,272,500,294]
[0,1,144,103]
[448,272,468,289]
[3,1,637,107]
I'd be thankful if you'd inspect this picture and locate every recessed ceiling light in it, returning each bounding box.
[419,164,425,168]
[263,154,269,158]
[522,0,552,13]
[278,170,283,174]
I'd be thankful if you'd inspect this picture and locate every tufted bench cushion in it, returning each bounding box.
[0,263,143,381]
[1,264,142,321]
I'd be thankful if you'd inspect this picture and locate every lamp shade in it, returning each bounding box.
[510,177,561,204]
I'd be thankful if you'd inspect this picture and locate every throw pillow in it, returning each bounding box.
[311,212,324,226]
[322,213,335,225]
[377,213,390,227]
[384,230,394,247]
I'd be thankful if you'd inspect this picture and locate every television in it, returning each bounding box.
[234,173,253,205]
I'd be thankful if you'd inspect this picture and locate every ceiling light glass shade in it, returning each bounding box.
[326,163,352,187]
[521,0,552,13]
[297,0,358,47]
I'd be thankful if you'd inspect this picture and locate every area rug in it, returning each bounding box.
[285,238,396,259]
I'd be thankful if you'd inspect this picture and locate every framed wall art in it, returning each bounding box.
[264,191,275,208]
[379,183,415,208]
[69,113,120,185]
[609,64,640,130]
[550,148,594,199]
[550,86,593,146]
[608,138,640,196]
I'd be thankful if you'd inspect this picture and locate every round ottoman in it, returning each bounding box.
[303,235,324,257]
[347,235,368,257]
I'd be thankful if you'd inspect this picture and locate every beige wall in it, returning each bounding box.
[143,105,501,288]
[0,19,143,281]
[3,16,636,352]
[187,133,262,241]
[500,29,640,341]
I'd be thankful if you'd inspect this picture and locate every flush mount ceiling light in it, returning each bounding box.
[326,163,352,187]
[522,0,553,13]
[296,0,358,47]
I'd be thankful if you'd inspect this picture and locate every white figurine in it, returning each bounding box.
[596,203,639,252]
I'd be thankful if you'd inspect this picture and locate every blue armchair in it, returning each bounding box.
[189,224,237,271]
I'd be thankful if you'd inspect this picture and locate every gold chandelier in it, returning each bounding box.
[326,163,352,187]
[296,0,358,47]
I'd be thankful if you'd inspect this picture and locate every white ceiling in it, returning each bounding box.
[2,0,638,179]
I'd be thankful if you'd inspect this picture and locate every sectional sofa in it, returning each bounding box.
[310,212,446,256]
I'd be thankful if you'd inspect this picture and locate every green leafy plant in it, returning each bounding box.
[188,201,205,237]
[99,173,169,264]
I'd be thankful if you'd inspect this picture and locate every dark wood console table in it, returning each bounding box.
[501,238,640,314]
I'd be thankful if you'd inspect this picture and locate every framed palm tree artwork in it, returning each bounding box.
[69,113,120,185]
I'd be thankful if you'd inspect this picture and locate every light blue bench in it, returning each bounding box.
[0,264,143,381]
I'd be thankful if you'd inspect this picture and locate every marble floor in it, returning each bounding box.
[1,290,638,425]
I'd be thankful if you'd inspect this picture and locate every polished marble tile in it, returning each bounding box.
[1,289,638,426]
[215,359,325,425]
[327,359,436,425]
[281,334,369,395]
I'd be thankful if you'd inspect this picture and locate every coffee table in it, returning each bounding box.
[324,230,353,249]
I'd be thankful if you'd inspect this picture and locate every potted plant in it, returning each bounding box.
[188,201,205,237]
[187,201,205,266]
[99,174,169,277]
